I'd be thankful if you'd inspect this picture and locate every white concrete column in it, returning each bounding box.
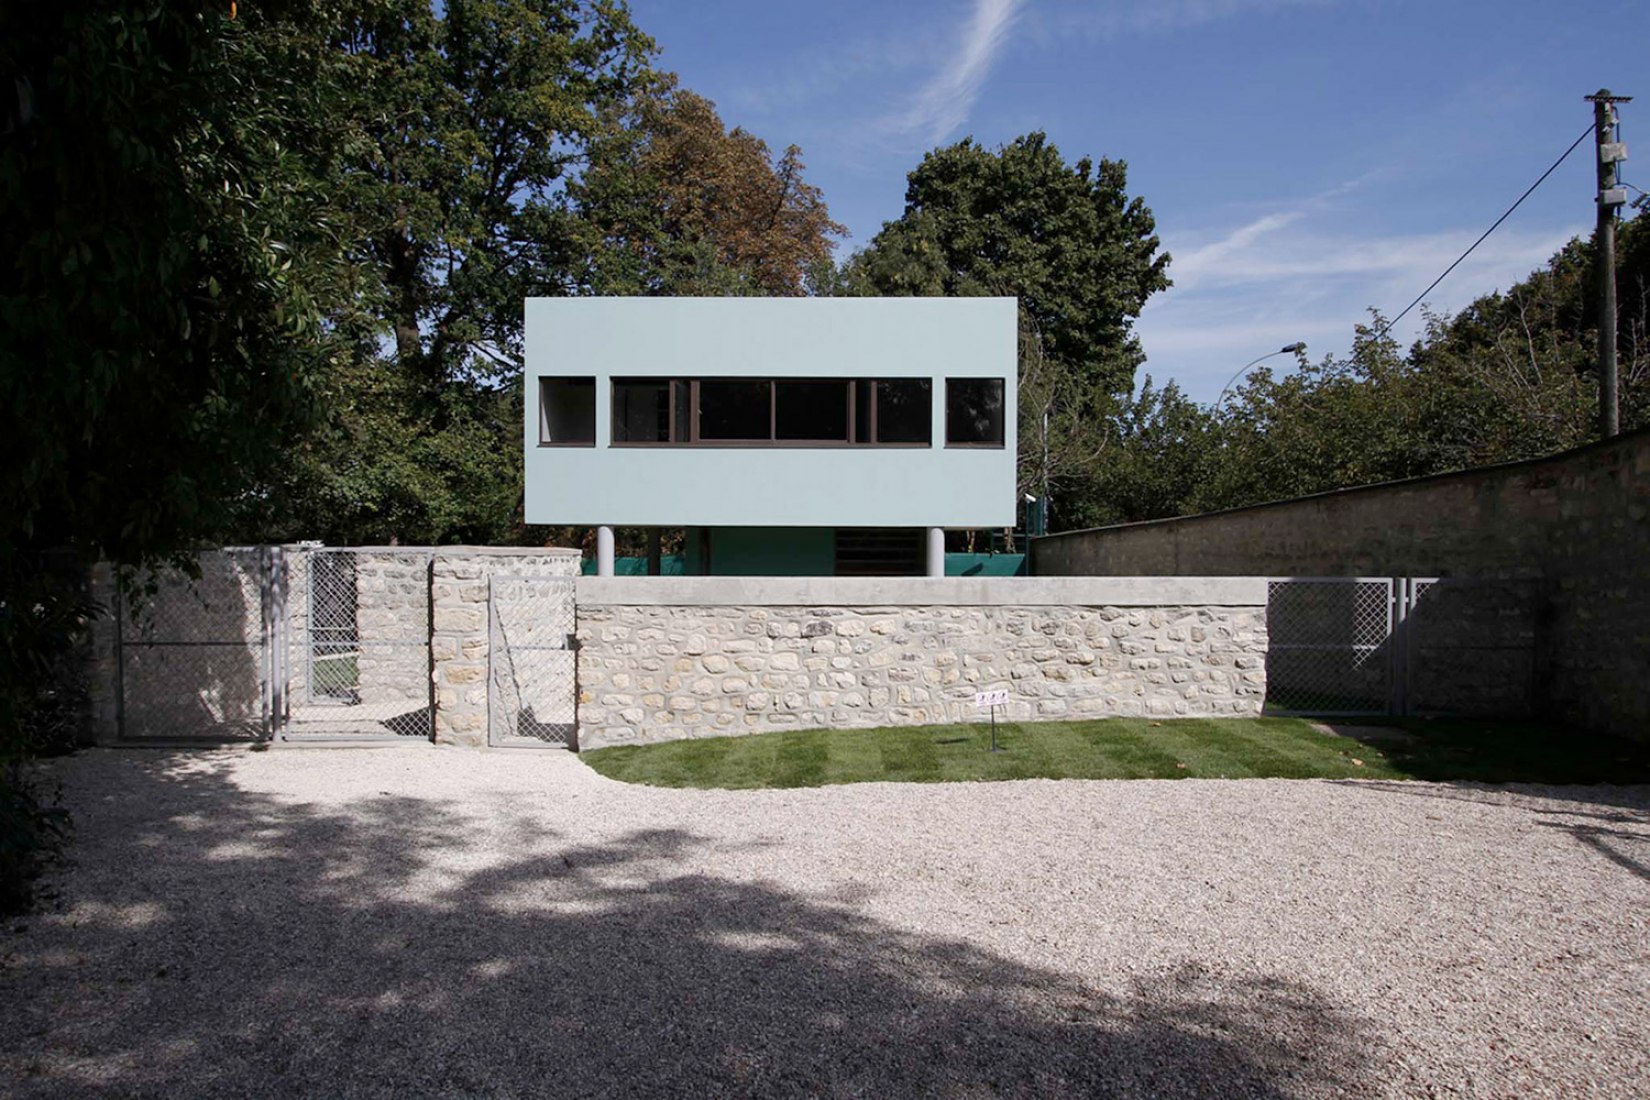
[926,527,945,578]
[596,525,615,577]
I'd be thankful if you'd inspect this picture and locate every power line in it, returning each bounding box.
[1375,123,1597,341]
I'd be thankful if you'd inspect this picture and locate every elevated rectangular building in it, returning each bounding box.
[524,296,1017,575]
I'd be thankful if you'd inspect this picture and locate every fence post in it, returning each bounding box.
[112,578,126,743]
[264,546,286,739]
[1388,577,1408,717]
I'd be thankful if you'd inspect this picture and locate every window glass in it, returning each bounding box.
[945,378,1004,446]
[699,380,771,440]
[612,379,671,442]
[776,380,848,441]
[876,379,932,444]
[539,377,595,445]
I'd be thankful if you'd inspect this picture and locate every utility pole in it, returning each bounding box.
[1588,89,1632,438]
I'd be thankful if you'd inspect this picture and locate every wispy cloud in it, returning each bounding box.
[1138,184,1588,400]
[1166,175,1374,292]
[1026,0,1333,44]
[883,0,1028,145]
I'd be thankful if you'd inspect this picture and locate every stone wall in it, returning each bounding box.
[574,577,1268,750]
[1031,428,1650,737]
[86,545,582,744]
[430,547,581,747]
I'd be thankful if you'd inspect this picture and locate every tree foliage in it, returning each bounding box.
[848,132,1170,401]
[0,0,355,907]
[236,18,845,546]
[571,87,846,296]
[1,1,342,562]
[328,0,656,381]
[1076,213,1648,528]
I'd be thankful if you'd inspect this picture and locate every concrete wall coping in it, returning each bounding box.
[576,575,1270,607]
[277,544,581,557]
[431,546,582,557]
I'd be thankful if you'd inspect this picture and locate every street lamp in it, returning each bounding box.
[1213,342,1306,407]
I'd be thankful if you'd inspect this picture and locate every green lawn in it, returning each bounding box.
[579,716,1650,790]
[311,652,359,695]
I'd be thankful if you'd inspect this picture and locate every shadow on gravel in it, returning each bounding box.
[1336,780,1650,884]
[2,752,1382,1098]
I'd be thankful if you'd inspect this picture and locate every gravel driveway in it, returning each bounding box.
[2,745,1647,1098]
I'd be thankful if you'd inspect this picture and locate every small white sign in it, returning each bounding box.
[974,689,1009,708]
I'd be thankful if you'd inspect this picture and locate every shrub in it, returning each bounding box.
[0,762,70,916]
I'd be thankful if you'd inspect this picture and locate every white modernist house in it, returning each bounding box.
[523,296,1017,577]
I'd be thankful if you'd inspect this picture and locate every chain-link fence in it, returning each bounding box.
[488,575,577,747]
[116,548,279,740]
[281,548,433,739]
[1266,577,1539,718]
[1265,579,1394,715]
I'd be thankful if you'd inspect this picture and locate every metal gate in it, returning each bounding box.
[1266,577,1538,718]
[1266,578,1395,716]
[115,547,280,740]
[280,547,434,739]
[488,575,578,747]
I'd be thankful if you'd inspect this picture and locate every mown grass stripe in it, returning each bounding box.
[578,716,1650,790]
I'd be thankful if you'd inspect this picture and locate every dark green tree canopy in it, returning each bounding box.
[330,0,656,381]
[0,0,344,563]
[849,132,1170,399]
[1068,212,1647,530]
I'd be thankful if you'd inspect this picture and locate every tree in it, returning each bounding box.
[848,132,1170,401]
[245,359,526,546]
[1086,212,1649,526]
[1064,377,1220,528]
[0,0,350,908]
[1,1,343,562]
[228,0,664,546]
[570,87,846,296]
[327,0,657,382]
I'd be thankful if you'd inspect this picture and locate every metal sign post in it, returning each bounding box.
[974,689,1009,752]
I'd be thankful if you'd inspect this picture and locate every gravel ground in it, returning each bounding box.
[2,746,1648,1099]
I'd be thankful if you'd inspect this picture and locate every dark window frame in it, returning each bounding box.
[607,376,936,449]
[610,376,676,445]
[868,378,933,446]
[944,377,1007,449]
[537,376,597,447]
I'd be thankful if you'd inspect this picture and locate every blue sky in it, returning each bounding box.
[625,0,1645,402]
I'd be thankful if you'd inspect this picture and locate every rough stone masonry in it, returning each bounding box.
[574,578,1269,749]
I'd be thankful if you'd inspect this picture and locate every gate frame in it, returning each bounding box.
[486,573,579,749]
[276,545,437,743]
[114,546,282,743]
[1264,576,1397,719]
[1266,575,1538,719]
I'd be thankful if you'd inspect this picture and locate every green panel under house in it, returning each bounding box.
[944,552,1027,577]
[683,527,838,576]
[580,555,686,576]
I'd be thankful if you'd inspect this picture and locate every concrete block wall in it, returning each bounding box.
[574,577,1269,750]
[430,548,581,746]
